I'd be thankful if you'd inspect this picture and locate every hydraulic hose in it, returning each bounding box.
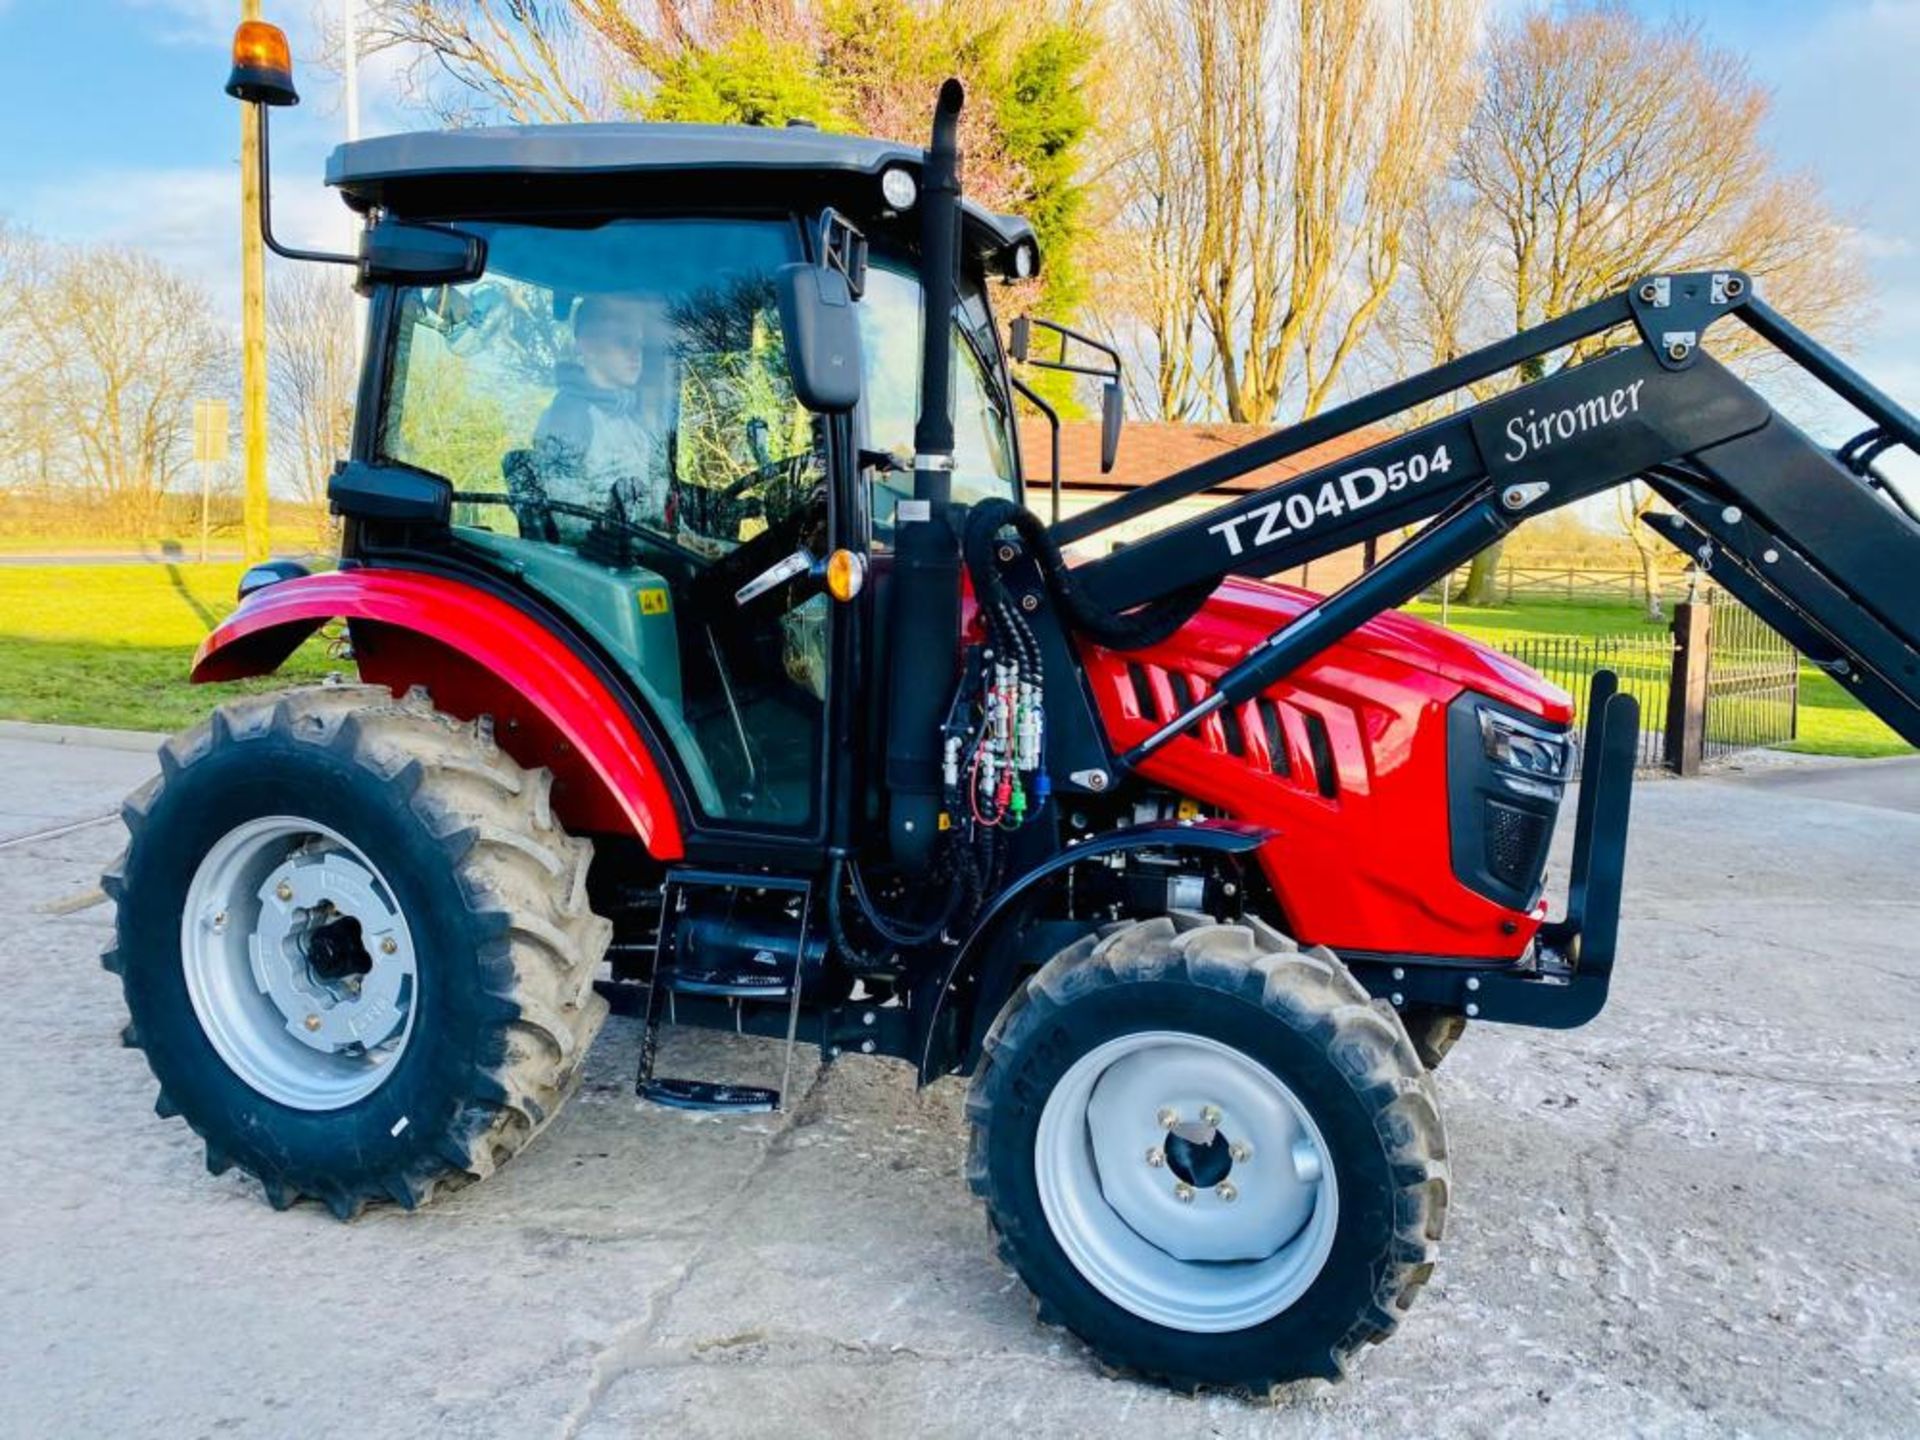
[962,499,1213,652]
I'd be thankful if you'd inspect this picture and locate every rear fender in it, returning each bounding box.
[914,820,1273,1083]
[192,569,686,858]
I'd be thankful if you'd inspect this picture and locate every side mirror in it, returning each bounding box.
[1100,381,1125,475]
[360,219,488,288]
[775,262,863,414]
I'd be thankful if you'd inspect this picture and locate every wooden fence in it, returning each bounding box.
[1496,564,1671,603]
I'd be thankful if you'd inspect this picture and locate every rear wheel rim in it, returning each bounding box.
[1034,1030,1339,1333]
[180,816,419,1111]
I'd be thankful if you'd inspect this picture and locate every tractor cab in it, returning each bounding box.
[326,126,1038,842]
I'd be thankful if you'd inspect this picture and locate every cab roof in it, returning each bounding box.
[325,122,1038,274]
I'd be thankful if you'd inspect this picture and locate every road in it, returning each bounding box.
[2,729,1915,1439]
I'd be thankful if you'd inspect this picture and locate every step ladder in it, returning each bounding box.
[635,870,812,1114]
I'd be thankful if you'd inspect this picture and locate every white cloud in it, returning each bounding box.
[19,163,353,319]
[1852,229,1915,262]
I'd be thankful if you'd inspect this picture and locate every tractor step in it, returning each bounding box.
[638,1076,781,1113]
[632,870,815,1115]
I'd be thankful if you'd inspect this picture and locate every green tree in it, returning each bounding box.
[642,30,848,130]
[371,2,1098,317]
[983,22,1095,312]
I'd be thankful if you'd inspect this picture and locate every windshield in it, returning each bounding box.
[859,253,1019,546]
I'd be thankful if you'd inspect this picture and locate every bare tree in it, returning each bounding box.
[269,264,360,540]
[1099,0,1478,426]
[362,0,665,122]
[4,236,228,530]
[0,223,57,486]
[1450,3,1864,608]
[1088,21,1210,420]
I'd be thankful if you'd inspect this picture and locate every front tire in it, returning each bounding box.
[966,916,1447,1392]
[102,684,610,1217]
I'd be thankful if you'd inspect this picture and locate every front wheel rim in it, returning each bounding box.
[1034,1030,1340,1333]
[180,816,419,1111]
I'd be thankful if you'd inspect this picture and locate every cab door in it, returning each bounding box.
[375,214,849,845]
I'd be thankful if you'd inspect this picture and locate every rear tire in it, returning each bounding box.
[102,683,610,1218]
[966,915,1447,1392]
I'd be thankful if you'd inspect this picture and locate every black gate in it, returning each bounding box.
[1489,585,1797,773]
[1702,588,1800,762]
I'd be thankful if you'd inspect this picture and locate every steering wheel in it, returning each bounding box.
[694,481,830,618]
[716,450,815,504]
[544,497,726,570]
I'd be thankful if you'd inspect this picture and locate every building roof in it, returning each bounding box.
[1016,418,1394,496]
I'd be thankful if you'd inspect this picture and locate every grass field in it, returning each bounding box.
[0,562,1906,759]
[0,562,333,733]
[1404,595,1912,759]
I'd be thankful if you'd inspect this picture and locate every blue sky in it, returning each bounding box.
[1,0,1916,452]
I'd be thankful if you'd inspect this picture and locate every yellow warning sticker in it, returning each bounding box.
[638,588,671,616]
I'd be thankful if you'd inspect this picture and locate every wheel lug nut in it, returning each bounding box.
[276,881,294,902]
[380,936,398,955]
[1200,1104,1222,1127]
[1173,1182,1195,1203]
[1217,1181,1238,1203]
[1156,1107,1178,1130]
[1145,1148,1164,1168]
[303,1014,321,1032]
[211,911,228,933]
[1230,1142,1253,1163]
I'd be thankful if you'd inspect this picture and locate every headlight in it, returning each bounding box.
[1478,707,1574,784]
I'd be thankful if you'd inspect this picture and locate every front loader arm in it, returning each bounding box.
[1055,271,1920,764]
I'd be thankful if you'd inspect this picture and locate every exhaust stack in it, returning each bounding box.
[884,80,966,872]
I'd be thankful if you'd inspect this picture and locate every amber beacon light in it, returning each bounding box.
[226,20,300,107]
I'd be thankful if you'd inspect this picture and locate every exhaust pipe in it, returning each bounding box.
[884,80,966,872]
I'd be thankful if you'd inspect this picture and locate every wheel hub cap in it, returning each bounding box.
[1085,1044,1320,1263]
[250,852,411,1055]
[1034,1031,1340,1333]
[181,817,419,1111]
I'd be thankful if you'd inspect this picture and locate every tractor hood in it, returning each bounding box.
[1176,576,1574,724]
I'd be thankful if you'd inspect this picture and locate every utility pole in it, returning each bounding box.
[343,0,360,144]
[239,0,271,563]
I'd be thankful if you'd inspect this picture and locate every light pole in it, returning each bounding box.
[239,0,270,564]
[343,0,360,144]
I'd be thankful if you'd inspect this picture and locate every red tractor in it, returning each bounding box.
[105,22,1920,1394]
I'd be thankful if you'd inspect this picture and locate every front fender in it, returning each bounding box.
[194,569,685,858]
[915,819,1273,1082]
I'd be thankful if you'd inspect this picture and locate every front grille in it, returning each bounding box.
[1484,799,1552,891]
[1446,691,1569,910]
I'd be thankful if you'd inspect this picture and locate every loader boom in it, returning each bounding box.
[1054,271,1920,759]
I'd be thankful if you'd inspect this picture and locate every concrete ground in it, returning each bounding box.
[2,729,1915,1440]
